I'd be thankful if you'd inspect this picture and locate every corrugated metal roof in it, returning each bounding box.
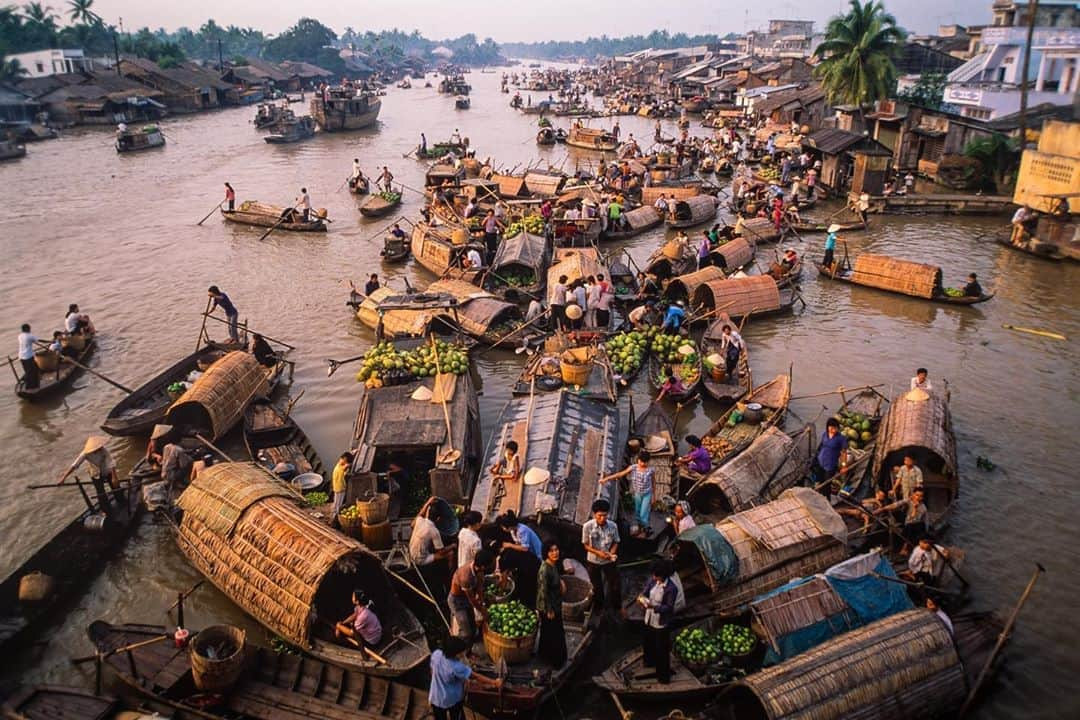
[471,391,627,526]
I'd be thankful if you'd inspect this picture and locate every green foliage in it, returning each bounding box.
[0,56,27,82]
[813,0,907,107]
[897,72,947,109]
[66,0,100,26]
[962,133,1020,192]
[262,17,336,63]
[501,30,726,60]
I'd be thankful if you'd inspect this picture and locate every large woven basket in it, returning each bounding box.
[190,625,246,692]
[34,351,59,372]
[483,624,536,665]
[560,348,593,386]
[562,576,593,620]
[355,493,390,525]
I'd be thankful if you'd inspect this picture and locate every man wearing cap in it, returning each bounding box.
[581,499,621,615]
[822,225,840,269]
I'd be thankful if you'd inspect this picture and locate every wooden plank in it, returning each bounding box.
[496,420,528,517]
[339,667,367,707]
[574,429,604,526]
[361,677,389,715]
[319,662,346,705]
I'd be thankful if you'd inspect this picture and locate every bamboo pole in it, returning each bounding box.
[790,384,885,401]
[257,203,301,242]
[196,201,223,226]
[200,313,295,350]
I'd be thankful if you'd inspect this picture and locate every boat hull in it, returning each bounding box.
[311,96,382,132]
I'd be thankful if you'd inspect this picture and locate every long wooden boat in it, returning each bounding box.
[708,236,757,275]
[545,247,607,307]
[0,139,27,161]
[115,125,164,153]
[358,189,403,218]
[101,342,238,437]
[871,388,959,533]
[815,253,994,305]
[253,102,285,129]
[700,315,750,404]
[649,338,702,403]
[380,233,409,262]
[663,266,726,306]
[643,239,698,281]
[87,621,438,720]
[566,125,618,151]
[790,219,866,234]
[765,251,804,288]
[263,113,315,144]
[692,275,799,321]
[14,332,96,400]
[484,230,549,304]
[0,685,120,719]
[425,279,529,347]
[243,398,326,485]
[415,140,467,160]
[0,477,141,658]
[666,195,718,229]
[310,87,381,131]
[174,463,429,677]
[410,222,485,279]
[698,373,791,470]
[825,386,886,499]
[601,205,662,241]
[222,201,327,232]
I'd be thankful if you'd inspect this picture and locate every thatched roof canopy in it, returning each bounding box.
[737,217,781,244]
[692,275,782,317]
[546,248,606,305]
[673,194,718,222]
[641,185,700,204]
[712,236,756,269]
[355,286,443,338]
[851,254,942,299]
[665,266,726,304]
[428,278,521,336]
[166,351,269,441]
[728,609,964,720]
[524,171,565,197]
[872,390,957,487]
[176,463,391,648]
[491,173,527,198]
[491,231,547,273]
[623,205,663,230]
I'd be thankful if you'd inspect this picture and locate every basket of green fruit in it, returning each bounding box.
[719,624,757,668]
[675,626,721,672]
[483,574,515,605]
[338,503,363,537]
[483,600,538,665]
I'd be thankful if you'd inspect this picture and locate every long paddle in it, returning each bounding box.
[32,341,134,394]
[327,354,367,377]
[196,201,223,226]
[200,313,295,350]
[477,308,551,356]
[195,297,212,352]
[257,203,301,242]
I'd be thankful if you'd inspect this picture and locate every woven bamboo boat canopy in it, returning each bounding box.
[524,171,565,196]
[491,173,527,198]
[737,217,781,243]
[641,185,700,205]
[679,487,847,593]
[673,194,718,219]
[872,390,957,482]
[666,266,726,302]
[851,253,942,299]
[689,426,814,513]
[427,278,520,335]
[355,286,445,338]
[729,609,963,720]
[165,351,269,441]
[547,248,606,305]
[693,275,782,315]
[176,462,392,648]
[622,205,663,230]
[491,231,547,273]
[712,236,756,268]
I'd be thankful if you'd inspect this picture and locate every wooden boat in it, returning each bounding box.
[115,125,164,153]
[996,218,1078,262]
[700,314,750,404]
[663,266,726,306]
[424,161,466,189]
[358,189,403,218]
[692,275,800,321]
[100,342,238,437]
[310,87,381,131]
[88,621,437,720]
[380,233,410,262]
[789,219,866,234]
[454,95,471,109]
[0,139,27,161]
[602,205,662,241]
[410,222,485,280]
[815,253,995,305]
[825,386,886,498]
[708,236,757,276]
[263,112,315,143]
[485,230,549,304]
[174,463,429,676]
[415,140,467,160]
[222,201,327,232]
[0,685,120,719]
[348,174,370,194]
[545,247,607,307]
[253,102,285,129]
[13,331,96,400]
[536,127,557,145]
[649,337,702,403]
[566,125,618,151]
[165,350,283,442]
[243,397,326,485]
[666,195,719,229]
[631,400,679,501]
[643,238,698,281]
[699,373,791,470]
[512,341,616,401]
[765,249,804,288]
[424,279,529,347]
[0,474,141,658]
[466,620,595,715]
[471,389,625,533]
[871,388,959,533]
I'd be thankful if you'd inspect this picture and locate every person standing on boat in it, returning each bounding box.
[822,225,839,269]
[295,187,312,221]
[910,368,933,391]
[582,498,621,617]
[428,636,502,720]
[601,452,655,536]
[331,452,352,524]
[223,182,235,212]
[719,324,743,377]
[482,209,501,265]
[637,558,677,685]
[876,488,928,554]
[550,275,569,331]
[811,418,848,488]
[379,166,394,193]
[419,133,428,155]
[457,511,483,569]
[17,323,39,389]
[59,436,119,512]
[536,540,568,666]
[447,548,494,643]
[207,286,240,343]
[890,455,924,500]
[907,537,948,586]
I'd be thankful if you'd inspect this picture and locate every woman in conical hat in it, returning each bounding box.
[58,435,117,489]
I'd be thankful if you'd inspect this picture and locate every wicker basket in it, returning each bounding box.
[34,351,59,372]
[361,519,392,550]
[190,625,246,692]
[561,576,593,620]
[63,334,86,352]
[483,624,536,665]
[339,511,363,537]
[560,348,593,386]
[18,571,54,602]
[355,493,390,525]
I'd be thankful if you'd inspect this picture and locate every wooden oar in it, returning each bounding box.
[958,563,1045,718]
[1002,324,1067,341]
[790,384,884,401]
[327,354,367,377]
[477,308,550,356]
[194,434,234,463]
[197,201,223,226]
[200,314,295,350]
[257,203,300,242]
[71,634,171,665]
[31,341,133,394]
[195,298,212,352]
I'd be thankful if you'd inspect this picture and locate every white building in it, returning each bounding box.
[9,49,95,78]
[943,2,1079,120]
[740,20,823,60]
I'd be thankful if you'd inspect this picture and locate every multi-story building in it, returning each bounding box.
[8,49,95,78]
[740,20,822,60]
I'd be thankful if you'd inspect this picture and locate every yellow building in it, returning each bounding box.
[1010,120,1079,260]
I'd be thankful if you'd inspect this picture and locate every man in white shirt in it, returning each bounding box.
[463,199,478,219]
[908,537,947,585]
[910,367,932,391]
[457,511,483,569]
[654,195,669,214]
[409,497,454,566]
[465,247,483,269]
[296,187,312,221]
[17,323,39,389]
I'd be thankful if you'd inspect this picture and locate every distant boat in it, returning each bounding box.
[310,86,381,132]
[115,124,164,153]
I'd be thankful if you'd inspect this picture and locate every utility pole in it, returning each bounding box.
[113,28,120,76]
[1018,0,1039,148]
[218,38,224,72]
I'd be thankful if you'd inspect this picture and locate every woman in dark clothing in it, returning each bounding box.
[636,558,678,684]
[494,527,540,609]
[535,540,567,666]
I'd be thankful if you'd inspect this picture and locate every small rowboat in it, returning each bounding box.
[815,253,994,306]
[349,175,370,195]
[700,315,750,405]
[359,189,403,218]
[243,397,327,486]
[14,332,96,400]
[222,201,327,232]
[381,233,410,263]
[649,338,702,403]
[698,373,791,469]
[790,219,865,234]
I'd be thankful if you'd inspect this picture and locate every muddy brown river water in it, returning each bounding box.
[1,67,1077,719]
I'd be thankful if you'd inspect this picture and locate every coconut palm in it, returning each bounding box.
[66,0,99,25]
[22,1,56,28]
[0,56,28,82]
[813,0,906,107]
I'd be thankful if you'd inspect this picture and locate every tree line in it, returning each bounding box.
[501,30,736,60]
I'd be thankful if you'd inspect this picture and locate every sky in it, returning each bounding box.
[87,0,995,42]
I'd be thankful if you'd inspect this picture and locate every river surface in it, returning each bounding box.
[1,66,1077,719]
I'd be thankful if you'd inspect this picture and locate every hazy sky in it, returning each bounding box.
[89,0,994,42]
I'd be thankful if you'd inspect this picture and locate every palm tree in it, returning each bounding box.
[0,56,28,82]
[22,1,56,27]
[66,0,99,25]
[813,0,906,107]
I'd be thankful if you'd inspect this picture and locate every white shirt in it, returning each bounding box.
[721,330,743,351]
[352,161,362,179]
[457,527,482,569]
[935,609,954,635]
[466,248,483,268]
[910,377,933,391]
[908,544,945,577]
[18,332,37,360]
[408,516,444,566]
[1011,207,1030,224]
[65,314,80,333]
[298,192,311,210]
[525,300,542,322]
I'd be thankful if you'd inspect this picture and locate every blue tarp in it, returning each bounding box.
[827,554,913,626]
[680,525,739,586]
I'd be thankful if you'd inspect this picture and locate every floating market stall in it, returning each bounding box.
[710,236,757,274]
[816,253,994,305]
[602,205,662,242]
[485,230,549,304]
[545,248,607,307]
[410,222,485,281]
[426,278,527,346]
[736,217,781,244]
[666,195,718,229]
